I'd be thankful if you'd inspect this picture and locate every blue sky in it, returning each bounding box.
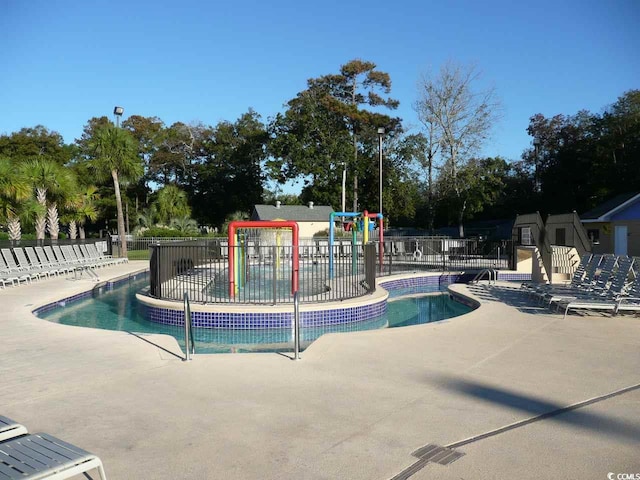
[1,0,638,166]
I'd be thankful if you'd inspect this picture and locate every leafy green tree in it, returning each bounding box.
[268,84,352,206]
[262,189,302,206]
[189,110,266,227]
[88,125,143,257]
[307,59,400,211]
[522,90,639,216]
[0,126,72,165]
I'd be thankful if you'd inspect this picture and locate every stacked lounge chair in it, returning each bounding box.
[0,249,35,285]
[525,254,602,305]
[86,243,128,265]
[0,415,107,479]
[554,256,635,318]
[541,254,616,306]
[36,246,75,275]
[12,247,60,279]
[613,271,640,315]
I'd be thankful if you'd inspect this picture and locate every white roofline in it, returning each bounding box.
[601,192,640,220]
[583,192,640,222]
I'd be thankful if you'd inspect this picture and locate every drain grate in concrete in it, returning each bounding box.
[390,444,464,480]
[412,444,465,465]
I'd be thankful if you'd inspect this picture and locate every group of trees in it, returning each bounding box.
[0,58,638,247]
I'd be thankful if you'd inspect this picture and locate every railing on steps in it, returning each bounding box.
[183,292,195,361]
[470,268,498,285]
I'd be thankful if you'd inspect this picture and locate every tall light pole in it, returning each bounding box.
[341,162,347,215]
[113,106,128,235]
[377,127,385,219]
[113,106,124,128]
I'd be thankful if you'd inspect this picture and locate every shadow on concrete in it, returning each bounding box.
[435,376,640,445]
[127,331,185,361]
[465,283,556,315]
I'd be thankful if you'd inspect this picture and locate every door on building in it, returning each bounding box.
[614,225,628,255]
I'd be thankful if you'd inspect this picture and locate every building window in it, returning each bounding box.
[519,226,533,245]
[587,229,600,245]
[555,228,566,246]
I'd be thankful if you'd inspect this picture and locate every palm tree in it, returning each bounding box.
[65,186,99,239]
[89,125,143,258]
[169,216,199,235]
[21,158,75,240]
[154,185,191,225]
[0,157,34,241]
[134,207,157,234]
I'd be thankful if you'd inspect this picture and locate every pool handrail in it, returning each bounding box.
[183,291,195,361]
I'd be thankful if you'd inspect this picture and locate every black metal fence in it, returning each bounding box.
[149,240,374,304]
[375,237,513,276]
[147,237,513,305]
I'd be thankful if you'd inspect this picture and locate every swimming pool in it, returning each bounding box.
[36,274,473,354]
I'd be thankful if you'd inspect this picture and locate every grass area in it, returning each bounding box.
[127,250,150,261]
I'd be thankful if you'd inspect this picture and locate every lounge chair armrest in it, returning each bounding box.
[616,296,640,304]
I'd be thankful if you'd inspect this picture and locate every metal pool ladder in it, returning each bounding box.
[471,268,498,285]
[183,292,196,361]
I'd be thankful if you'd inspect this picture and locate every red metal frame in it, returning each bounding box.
[228,221,299,297]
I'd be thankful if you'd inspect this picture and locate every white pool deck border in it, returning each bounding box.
[1,260,639,479]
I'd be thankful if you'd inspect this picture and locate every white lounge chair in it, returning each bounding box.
[25,247,65,277]
[86,244,127,265]
[558,256,635,318]
[13,248,57,279]
[0,416,27,442]
[0,250,33,285]
[0,432,107,479]
[36,247,74,275]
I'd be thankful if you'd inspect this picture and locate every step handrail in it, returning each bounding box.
[293,291,301,360]
[471,268,497,285]
[183,291,195,361]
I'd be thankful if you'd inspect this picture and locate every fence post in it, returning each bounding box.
[272,245,277,304]
[364,243,376,293]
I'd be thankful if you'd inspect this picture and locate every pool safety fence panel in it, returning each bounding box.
[149,240,369,304]
[375,237,514,276]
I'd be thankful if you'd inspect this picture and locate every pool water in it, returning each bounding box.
[37,275,472,354]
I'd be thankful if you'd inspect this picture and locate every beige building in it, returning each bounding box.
[251,202,334,239]
[581,192,640,256]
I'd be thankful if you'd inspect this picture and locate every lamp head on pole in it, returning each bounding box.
[377,127,385,136]
[113,106,124,128]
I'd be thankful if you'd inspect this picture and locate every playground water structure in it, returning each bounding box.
[228,220,300,298]
[228,218,384,304]
[329,210,383,279]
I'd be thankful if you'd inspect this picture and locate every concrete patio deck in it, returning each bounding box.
[1,261,639,479]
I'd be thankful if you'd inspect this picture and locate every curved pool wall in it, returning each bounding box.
[33,270,530,330]
[135,271,530,329]
[32,270,149,317]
